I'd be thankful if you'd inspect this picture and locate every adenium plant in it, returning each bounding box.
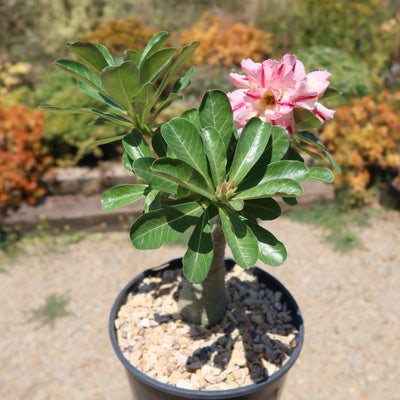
[42,32,338,327]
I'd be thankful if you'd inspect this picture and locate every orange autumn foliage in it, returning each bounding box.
[80,19,161,55]
[179,12,272,68]
[0,104,53,211]
[321,89,400,205]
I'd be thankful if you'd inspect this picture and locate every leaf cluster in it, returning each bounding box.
[41,32,199,139]
[102,89,335,283]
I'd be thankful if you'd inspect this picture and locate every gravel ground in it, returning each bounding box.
[0,208,399,400]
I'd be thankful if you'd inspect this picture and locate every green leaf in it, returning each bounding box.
[283,197,297,206]
[180,108,201,131]
[122,129,153,161]
[101,61,140,113]
[40,105,135,128]
[123,49,142,64]
[309,167,335,183]
[173,66,194,93]
[183,210,213,283]
[122,151,133,172]
[242,198,281,220]
[77,82,125,112]
[152,131,168,157]
[160,117,212,187]
[201,126,227,188]
[158,41,200,94]
[219,208,258,269]
[151,158,216,201]
[144,190,161,212]
[140,47,177,84]
[229,198,244,211]
[138,31,171,68]
[101,184,147,211]
[130,202,205,249]
[149,92,182,126]
[133,157,178,194]
[229,118,271,185]
[93,43,115,66]
[199,90,233,150]
[296,131,341,173]
[320,86,341,101]
[294,108,321,130]
[55,59,104,93]
[267,126,291,163]
[67,41,108,72]
[131,82,158,126]
[247,221,287,266]
[235,179,303,200]
[88,134,127,147]
[259,160,310,184]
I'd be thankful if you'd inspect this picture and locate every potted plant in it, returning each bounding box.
[42,32,339,399]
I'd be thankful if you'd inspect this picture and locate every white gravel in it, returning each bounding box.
[0,208,399,400]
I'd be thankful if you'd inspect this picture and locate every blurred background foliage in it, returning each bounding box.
[1,0,400,211]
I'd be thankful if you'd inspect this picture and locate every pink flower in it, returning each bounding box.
[227,55,335,137]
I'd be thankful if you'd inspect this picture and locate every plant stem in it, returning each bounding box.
[178,216,227,327]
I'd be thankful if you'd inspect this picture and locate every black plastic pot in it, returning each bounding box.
[109,258,304,400]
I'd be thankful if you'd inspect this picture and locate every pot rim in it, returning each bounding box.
[109,257,304,399]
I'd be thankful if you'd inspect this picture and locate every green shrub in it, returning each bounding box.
[296,46,375,107]
[33,69,125,166]
[289,0,393,77]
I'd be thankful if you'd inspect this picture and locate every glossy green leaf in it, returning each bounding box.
[296,131,341,173]
[122,129,153,161]
[123,49,142,64]
[67,41,108,72]
[247,221,287,266]
[151,158,216,201]
[101,61,140,113]
[77,82,125,112]
[259,160,310,184]
[160,118,211,186]
[152,131,168,157]
[229,118,271,185]
[266,126,291,163]
[88,134,127,147]
[122,151,133,172]
[173,66,194,93]
[158,41,200,94]
[294,108,321,130]
[93,43,115,66]
[40,105,135,128]
[101,184,147,211]
[201,126,227,188]
[133,157,178,194]
[180,108,201,131]
[131,82,158,125]
[229,198,244,211]
[130,202,205,249]
[140,47,177,84]
[183,210,213,283]
[235,178,303,200]
[219,208,258,269]
[242,198,281,220]
[144,190,161,212]
[138,31,170,68]
[309,167,335,182]
[199,90,233,150]
[55,59,104,93]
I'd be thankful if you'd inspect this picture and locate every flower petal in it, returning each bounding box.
[313,102,336,122]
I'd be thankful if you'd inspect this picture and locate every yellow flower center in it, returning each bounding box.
[258,91,276,110]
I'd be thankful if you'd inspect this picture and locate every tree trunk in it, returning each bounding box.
[177,216,227,327]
